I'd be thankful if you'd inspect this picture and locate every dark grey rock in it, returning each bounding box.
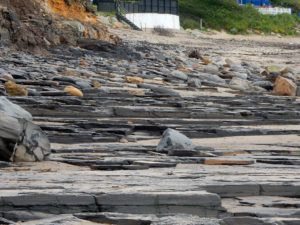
[188,78,202,88]
[156,128,194,152]
[28,88,41,96]
[1,210,55,222]
[138,84,180,97]
[0,96,32,120]
[170,70,188,81]
[252,81,274,91]
[221,217,280,225]
[52,76,77,84]
[75,79,92,89]
[13,119,51,162]
[205,184,260,197]
[96,191,221,207]
[78,39,116,52]
[188,49,202,59]
[230,77,253,91]
[203,65,219,74]
[1,194,95,206]
[0,217,14,224]
[230,71,248,79]
[13,215,97,225]
[0,112,51,162]
[260,184,300,197]
[0,97,50,162]
[230,64,247,73]
[296,86,300,96]
[193,72,226,85]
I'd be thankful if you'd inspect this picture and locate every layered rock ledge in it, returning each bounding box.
[0,22,299,225]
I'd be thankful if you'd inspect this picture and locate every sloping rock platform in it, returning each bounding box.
[0,37,299,224]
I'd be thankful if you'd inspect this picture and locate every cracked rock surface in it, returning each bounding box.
[0,27,299,224]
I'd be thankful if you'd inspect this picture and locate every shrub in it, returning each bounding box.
[179,0,299,35]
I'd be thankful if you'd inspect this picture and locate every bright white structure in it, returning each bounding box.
[126,13,180,30]
[258,7,292,15]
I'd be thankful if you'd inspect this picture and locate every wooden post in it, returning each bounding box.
[200,18,203,30]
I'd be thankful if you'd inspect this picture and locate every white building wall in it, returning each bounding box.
[258,7,292,15]
[125,13,180,30]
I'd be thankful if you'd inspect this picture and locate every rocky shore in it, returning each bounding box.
[0,7,300,224]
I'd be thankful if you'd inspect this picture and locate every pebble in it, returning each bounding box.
[64,86,84,97]
[125,76,144,84]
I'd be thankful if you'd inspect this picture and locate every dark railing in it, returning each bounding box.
[115,0,143,30]
[94,0,179,15]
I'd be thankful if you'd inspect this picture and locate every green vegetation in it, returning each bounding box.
[271,0,300,13]
[179,0,299,35]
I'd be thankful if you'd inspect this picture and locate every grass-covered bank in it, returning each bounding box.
[179,0,299,35]
[271,0,300,13]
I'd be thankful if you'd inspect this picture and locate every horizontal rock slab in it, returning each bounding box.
[96,191,221,207]
[260,184,300,197]
[19,215,100,225]
[0,193,96,207]
[100,205,221,217]
[221,217,280,225]
[204,184,260,197]
[59,213,222,225]
[1,210,56,222]
[138,84,181,97]
[204,158,255,165]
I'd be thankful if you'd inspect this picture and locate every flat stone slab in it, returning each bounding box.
[19,215,101,225]
[0,193,95,206]
[222,196,300,217]
[96,191,221,207]
[204,158,255,165]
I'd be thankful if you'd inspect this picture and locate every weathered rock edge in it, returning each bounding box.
[0,97,50,162]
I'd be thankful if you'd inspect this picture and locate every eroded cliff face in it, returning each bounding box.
[0,0,119,50]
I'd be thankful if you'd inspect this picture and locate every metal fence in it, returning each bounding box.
[94,0,179,15]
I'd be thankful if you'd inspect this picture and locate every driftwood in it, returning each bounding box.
[0,97,50,162]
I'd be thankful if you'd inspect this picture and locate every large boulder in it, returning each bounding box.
[0,96,32,120]
[0,97,50,162]
[156,128,194,153]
